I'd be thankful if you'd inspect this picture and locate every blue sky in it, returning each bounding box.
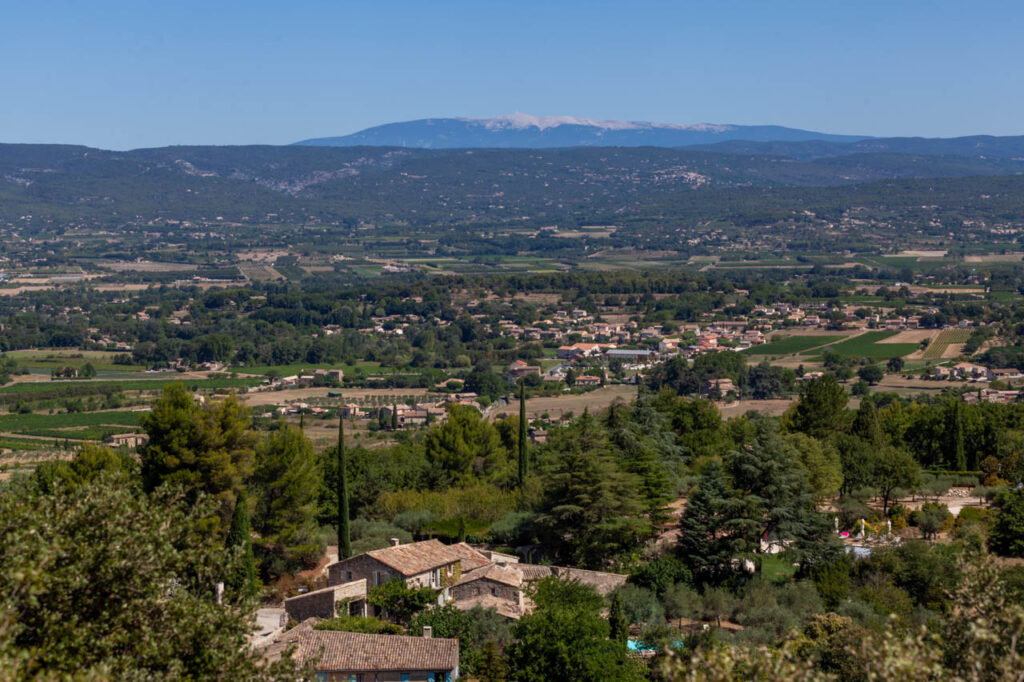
[2,1,1022,149]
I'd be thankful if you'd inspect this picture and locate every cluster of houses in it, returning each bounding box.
[262,538,626,679]
[274,393,482,427]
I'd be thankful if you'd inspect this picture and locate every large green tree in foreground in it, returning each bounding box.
[506,577,643,682]
[140,384,256,532]
[0,476,302,680]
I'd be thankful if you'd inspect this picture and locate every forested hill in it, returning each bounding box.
[2,142,1024,230]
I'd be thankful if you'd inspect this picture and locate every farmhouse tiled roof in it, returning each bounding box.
[446,542,493,572]
[265,620,458,671]
[518,564,628,595]
[366,539,458,576]
[455,563,523,588]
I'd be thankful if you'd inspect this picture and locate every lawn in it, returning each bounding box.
[760,555,798,582]
[742,334,847,356]
[822,331,918,361]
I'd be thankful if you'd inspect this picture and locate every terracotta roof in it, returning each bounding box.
[265,620,458,672]
[447,542,493,572]
[518,564,557,581]
[519,565,628,595]
[365,539,459,576]
[455,563,523,588]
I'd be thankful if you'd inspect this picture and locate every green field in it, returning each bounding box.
[922,329,971,359]
[822,331,918,361]
[0,435,48,450]
[0,410,143,440]
[6,349,146,372]
[0,377,261,398]
[742,334,847,356]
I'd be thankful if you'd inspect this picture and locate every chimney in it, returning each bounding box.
[422,626,432,638]
[390,537,400,547]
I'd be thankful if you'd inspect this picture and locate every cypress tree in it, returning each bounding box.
[518,381,529,486]
[337,409,351,559]
[951,401,967,471]
[608,590,629,644]
[391,403,399,431]
[224,491,259,601]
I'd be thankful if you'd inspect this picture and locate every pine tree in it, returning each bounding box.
[224,491,259,602]
[948,400,967,471]
[337,410,351,559]
[251,424,323,570]
[476,640,508,682]
[139,384,256,533]
[608,590,629,644]
[677,459,751,586]
[790,375,847,438]
[851,399,885,447]
[518,381,529,486]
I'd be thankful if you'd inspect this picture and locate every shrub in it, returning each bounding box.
[314,614,403,634]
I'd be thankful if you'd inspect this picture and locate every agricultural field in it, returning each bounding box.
[237,262,283,282]
[0,410,143,441]
[742,334,847,356]
[6,349,145,373]
[0,377,261,399]
[234,361,380,377]
[922,328,972,359]
[489,384,637,421]
[821,331,919,361]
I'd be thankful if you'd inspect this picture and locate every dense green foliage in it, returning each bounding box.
[0,476,302,680]
[506,577,643,682]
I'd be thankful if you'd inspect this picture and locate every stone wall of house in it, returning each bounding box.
[285,589,336,622]
[453,578,520,605]
[328,554,397,587]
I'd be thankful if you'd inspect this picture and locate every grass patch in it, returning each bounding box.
[742,335,847,356]
[760,555,798,583]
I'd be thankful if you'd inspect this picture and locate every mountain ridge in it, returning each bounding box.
[293,114,871,149]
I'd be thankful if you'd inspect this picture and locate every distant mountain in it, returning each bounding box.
[293,114,870,149]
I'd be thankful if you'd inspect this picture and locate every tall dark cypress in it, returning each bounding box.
[337,408,351,559]
[225,490,259,601]
[518,381,528,485]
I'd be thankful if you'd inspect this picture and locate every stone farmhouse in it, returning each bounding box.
[286,539,626,624]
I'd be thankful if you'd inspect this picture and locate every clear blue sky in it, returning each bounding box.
[2,0,1022,149]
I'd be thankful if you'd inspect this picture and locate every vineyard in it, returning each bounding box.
[922,328,972,359]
